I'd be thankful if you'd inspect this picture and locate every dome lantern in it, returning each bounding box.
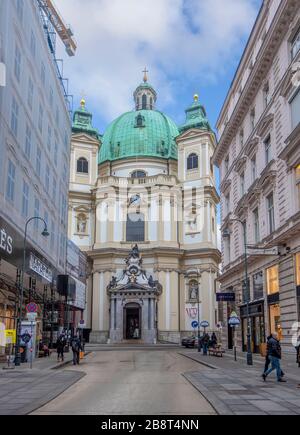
[133,68,157,111]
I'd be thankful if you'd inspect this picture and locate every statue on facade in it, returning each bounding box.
[108,276,118,289]
[189,281,199,300]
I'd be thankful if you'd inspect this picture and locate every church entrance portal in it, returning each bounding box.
[124,304,141,340]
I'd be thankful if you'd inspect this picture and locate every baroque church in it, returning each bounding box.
[68,72,221,344]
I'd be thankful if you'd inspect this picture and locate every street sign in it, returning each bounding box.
[26,312,37,322]
[200,321,210,328]
[191,321,199,329]
[246,246,279,256]
[229,311,241,327]
[21,332,31,344]
[26,303,38,313]
[78,321,86,329]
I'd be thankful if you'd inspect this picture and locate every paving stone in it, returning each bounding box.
[248,400,291,412]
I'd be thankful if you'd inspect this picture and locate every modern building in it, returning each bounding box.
[0,0,74,357]
[213,0,300,353]
[68,73,221,344]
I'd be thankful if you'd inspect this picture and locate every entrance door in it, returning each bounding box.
[124,305,141,340]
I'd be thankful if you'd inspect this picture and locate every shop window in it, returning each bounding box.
[266,265,279,295]
[269,304,282,340]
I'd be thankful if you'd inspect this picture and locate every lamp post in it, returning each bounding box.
[223,218,253,366]
[14,217,49,366]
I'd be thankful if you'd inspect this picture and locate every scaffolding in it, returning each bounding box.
[36,0,76,115]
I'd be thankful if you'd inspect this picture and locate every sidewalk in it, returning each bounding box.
[180,349,300,415]
[0,352,86,415]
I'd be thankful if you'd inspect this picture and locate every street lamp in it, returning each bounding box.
[223,218,253,366]
[15,217,49,366]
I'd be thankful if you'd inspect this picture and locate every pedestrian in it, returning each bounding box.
[71,335,82,365]
[202,333,210,356]
[262,332,286,383]
[211,332,218,349]
[56,334,66,362]
[263,335,284,377]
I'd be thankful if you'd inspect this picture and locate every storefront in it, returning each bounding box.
[266,265,282,340]
[240,301,265,354]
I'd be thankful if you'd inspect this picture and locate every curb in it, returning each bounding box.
[182,372,233,416]
[178,352,219,370]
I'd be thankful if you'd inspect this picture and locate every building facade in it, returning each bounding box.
[0,0,73,356]
[69,75,221,344]
[213,0,300,353]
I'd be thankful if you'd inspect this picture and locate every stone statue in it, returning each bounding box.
[148,275,155,288]
[77,215,87,233]
[189,282,198,300]
[132,244,139,258]
[108,276,118,289]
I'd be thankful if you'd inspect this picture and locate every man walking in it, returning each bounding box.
[262,332,286,383]
[71,335,82,366]
[202,333,210,356]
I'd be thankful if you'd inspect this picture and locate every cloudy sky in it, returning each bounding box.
[57,0,262,134]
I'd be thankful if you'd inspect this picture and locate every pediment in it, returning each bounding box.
[244,136,259,157]
[176,129,213,143]
[256,113,274,138]
[72,132,101,146]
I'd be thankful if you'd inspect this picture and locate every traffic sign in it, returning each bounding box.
[191,321,199,329]
[21,332,31,344]
[200,321,210,328]
[229,312,241,327]
[26,312,37,322]
[26,303,38,313]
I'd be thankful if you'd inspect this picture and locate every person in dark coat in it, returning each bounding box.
[211,333,218,349]
[71,336,82,365]
[262,333,286,382]
[202,333,210,356]
[264,335,284,377]
[56,334,66,362]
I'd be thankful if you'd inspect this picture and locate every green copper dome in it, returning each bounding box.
[98,109,179,164]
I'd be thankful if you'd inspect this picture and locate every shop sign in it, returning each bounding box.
[29,253,53,283]
[216,293,235,302]
[69,278,86,310]
[5,329,16,345]
[0,222,14,258]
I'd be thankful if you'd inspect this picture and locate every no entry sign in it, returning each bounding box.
[26,303,38,313]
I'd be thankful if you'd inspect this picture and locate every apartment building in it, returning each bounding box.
[213,0,300,353]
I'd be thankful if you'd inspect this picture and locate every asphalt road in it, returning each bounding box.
[32,350,216,415]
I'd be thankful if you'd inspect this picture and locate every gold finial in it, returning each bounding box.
[80,98,86,109]
[143,67,149,83]
[194,94,199,102]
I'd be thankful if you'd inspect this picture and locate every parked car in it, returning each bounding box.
[181,336,199,348]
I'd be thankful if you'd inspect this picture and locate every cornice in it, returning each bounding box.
[213,0,299,166]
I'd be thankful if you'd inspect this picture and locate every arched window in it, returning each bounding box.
[77,157,89,174]
[142,94,147,110]
[131,170,146,179]
[187,153,199,170]
[126,213,145,242]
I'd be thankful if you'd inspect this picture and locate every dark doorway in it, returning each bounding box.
[125,306,141,340]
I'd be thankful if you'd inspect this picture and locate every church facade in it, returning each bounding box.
[68,73,221,344]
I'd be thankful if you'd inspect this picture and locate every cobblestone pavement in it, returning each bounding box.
[181,350,300,415]
[0,353,85,415]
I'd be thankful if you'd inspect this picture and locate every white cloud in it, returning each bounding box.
[56,0,259,124]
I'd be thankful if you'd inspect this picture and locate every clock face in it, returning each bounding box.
[130,194,141,206]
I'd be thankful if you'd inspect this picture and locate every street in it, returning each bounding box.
[32,350,216,415]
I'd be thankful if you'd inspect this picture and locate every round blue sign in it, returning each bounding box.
[228,317,241,326]
[200,321,210,328]
[191,321,199,329]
